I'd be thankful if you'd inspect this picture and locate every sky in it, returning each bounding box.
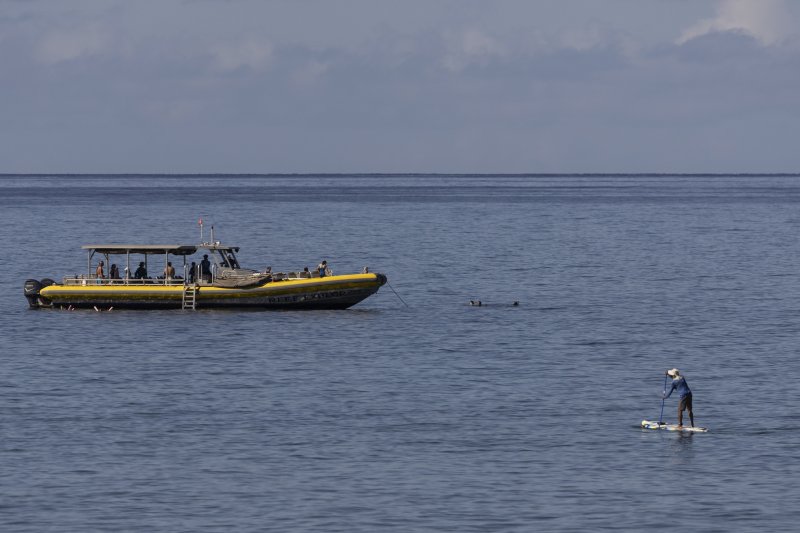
[1,0,800,173]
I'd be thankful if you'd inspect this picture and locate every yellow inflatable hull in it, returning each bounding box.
[36,273,387,310]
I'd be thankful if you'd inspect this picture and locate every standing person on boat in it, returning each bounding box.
[663,368,695,428]
[164,262,175,279]
[188,261,197,283]
[96,260,105,279]
[317,260,328,278]
[200,254,212,281]
[109,264,120,279]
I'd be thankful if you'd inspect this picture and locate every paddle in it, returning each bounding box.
[658,372,668,425]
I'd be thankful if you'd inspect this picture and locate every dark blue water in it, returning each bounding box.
[2,175,799,532]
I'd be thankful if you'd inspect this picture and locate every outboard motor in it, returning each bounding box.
[24,278,56,308]
[24,279,42,308]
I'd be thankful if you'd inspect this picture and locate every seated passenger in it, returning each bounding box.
[134,262,148,279]
[317,260,327,278]
[221,252,235,268]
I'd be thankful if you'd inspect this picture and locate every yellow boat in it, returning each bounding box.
[24,241,387,310]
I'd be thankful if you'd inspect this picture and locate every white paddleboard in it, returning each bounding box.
[641,420,708,432]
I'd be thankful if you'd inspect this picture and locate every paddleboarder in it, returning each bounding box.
[663,368,694,428]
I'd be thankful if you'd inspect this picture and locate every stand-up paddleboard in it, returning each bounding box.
[642,420,708,432]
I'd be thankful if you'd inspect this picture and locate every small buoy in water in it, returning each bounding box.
[512,301,519,306]
[469,300,482,306]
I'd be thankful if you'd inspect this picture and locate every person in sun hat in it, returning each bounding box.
[663,368,694,428]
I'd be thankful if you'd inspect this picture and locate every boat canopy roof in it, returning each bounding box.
[82,244,239,255]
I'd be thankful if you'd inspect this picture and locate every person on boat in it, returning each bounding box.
[317,260,328,278]
[96,260,105,279]
[200,254,212,281]
[134,262,148,279]
[663,368,694,428]
[164,262,175,279]
[109,264,120,279]
[188,261,197,283]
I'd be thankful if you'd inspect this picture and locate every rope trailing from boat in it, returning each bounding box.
[387,282,409,308]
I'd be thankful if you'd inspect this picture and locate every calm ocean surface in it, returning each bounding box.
[1,175,799,532]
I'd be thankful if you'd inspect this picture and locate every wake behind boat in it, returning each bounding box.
[24,239,386,310]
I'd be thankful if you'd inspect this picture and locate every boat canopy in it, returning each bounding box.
[81,244,240,256]
[82,245,199,256]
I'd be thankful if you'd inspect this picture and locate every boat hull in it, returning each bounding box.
[35,273,387,310]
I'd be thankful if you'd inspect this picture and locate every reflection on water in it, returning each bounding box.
[669,432,695,464]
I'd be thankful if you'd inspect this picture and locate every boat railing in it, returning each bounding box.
[60,268,338,286]
[61,276,190,286]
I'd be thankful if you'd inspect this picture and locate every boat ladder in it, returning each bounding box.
[182,284,198,310]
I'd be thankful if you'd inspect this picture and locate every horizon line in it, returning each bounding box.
[3,172,800,178]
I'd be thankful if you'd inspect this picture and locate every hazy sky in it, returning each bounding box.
[2,0,799,173]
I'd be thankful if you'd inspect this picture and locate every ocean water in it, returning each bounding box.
[1,175,799,532]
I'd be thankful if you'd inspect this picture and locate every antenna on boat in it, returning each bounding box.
[199,218,204,243]
[210,225,215,244]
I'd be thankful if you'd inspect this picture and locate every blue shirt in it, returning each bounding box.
[664,377,691,399]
